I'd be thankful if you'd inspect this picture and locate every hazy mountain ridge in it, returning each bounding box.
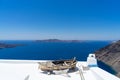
[95,40,120,77]
[0,43,24,49]
[36,39,81,42]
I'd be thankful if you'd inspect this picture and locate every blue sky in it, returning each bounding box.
[0,0,120,40]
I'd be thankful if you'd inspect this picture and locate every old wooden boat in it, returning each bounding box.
[38,57,77,72]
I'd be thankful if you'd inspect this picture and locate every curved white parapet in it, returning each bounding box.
[53,69,69,75]
[87,54,97,67]
[0,59,120,80]
[91,67,120,80]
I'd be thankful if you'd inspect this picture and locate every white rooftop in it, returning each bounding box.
[0,60,120,80]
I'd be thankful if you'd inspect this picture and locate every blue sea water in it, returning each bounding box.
[0,40,110,60]
[0,40,116,74]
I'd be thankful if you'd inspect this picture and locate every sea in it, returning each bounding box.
[0,40,117,75]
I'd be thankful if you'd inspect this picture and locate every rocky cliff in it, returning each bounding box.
[95,40,120,77]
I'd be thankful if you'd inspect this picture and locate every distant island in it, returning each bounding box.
[0,43,24,49]
[35,39,81,43]
[95,40,120,78]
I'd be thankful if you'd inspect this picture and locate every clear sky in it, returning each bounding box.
[0,0,120,40]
